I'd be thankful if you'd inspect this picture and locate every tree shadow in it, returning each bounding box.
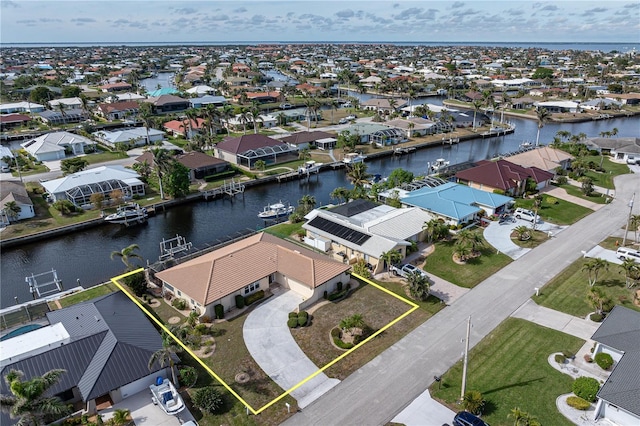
[482,376,545,396]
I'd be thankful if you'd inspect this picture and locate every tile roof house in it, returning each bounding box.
[214,134,297,168]
[93,127,165,148]
[505,147,573,173]
[154,232,351,315]
[143,95,189,114]
[0,292,174,422]
[400,182,514,225]
[21,131,96,162]
[0,181,35,226]
[163,118,206,139]
[591,306,640,425]
[280,131,336,150]
[581,137,640,164]
[137,151,230,181]
[302,200,435,274]
[0,113,31,130]
[99,82,133,93]
[455,159,554,197]
[96,100,140,121]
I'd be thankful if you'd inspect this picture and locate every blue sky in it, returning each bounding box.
[1,0,639,44]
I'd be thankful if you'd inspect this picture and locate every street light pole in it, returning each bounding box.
[461,315,471,402]
[622,193,635,247]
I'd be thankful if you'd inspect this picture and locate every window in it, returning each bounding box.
[244,282,260,294]
[164,283,174,292]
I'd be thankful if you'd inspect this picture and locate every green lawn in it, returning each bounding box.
[423,239,512,288]
[262,221,304,239]
[556,183,610,204]
[430,318,583,426]
[84,151,129,164]
[513,197,592,225]
[55,282,119,308]
[533,258,640,317]
[582,156,630,189]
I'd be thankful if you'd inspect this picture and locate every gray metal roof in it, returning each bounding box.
[591,305,640,352]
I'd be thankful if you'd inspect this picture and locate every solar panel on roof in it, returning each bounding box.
[308,217,371,246]
[329,199,378,217]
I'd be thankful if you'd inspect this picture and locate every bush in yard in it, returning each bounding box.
[214,304,224,319]
[572,377,600,402]
[289,312,298,319]
[193,386,224,414]
[567,396,591,410]
[123,271,147,297]
[462,390,485,415]
[594,352,614,370]
[556,176,568,185]
[555,354,566,364]
[297,316,307,327]
[287,318,298,328]
[194,323,208,334]
[200,315,212,323]
[244,290,265,306]
[179,366,198,388]
[298,311,308,320]
[171,298,188,310]
[590,313,604,322]
[235,294,245,309]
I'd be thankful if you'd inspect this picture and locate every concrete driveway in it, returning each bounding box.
[583,245,623,265]
[484,218,568,260]
[100,388,196,426]
[391,389,456,426]
[243,287,340,408]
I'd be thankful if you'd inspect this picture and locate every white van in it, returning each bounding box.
[617,247,640,263]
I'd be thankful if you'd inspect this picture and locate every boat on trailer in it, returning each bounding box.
[258,201,295,220]
[104,203,148,225]
[149,377,185,415]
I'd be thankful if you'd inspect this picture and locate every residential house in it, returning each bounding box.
[96,101,140,121]
[40,165,145,208]
[189,95,228,109]
[164,118,206,139]
[0,101,45,114]
[604,93,640,105]
[110,93,146,103]
[280,131,336,151]
[0,292,174,422]
[0,181,35,226]
[303,200,435,274]
[506,147,574,173]
[137,151,230,181]
[510,97,536,110]
[0,113,32,130]
[143,95,190,114]
[38,109,89,125]
[93,127,164,148]
[99,82,133,93]
[186,85,217,96]
[581,137,640,163]
[591,306,640,425]
[240,91,282,104]
[214,134,297,168]
[342,122,405,146]
[455,159,554,196]
[48,97,83,109]
[154,232,351,315]
[21,131,96,162]
[534,101,580,113]
[360,98,408,113]
[398,181,514,225]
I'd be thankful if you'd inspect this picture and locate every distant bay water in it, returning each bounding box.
[1,41,638,53]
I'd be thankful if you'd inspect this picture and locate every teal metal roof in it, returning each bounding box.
[149,87,179,97]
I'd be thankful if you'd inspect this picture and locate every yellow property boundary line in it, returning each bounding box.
[111,270,418,415]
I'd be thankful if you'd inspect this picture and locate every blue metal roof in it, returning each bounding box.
[149,87,179,97]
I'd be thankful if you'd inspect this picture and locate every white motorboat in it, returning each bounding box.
[149,377,185,416]
[343,152,366,165]
[258,201,295,220]
[104,203,148,225]
[298,160,323,174]
[429,158,450,173]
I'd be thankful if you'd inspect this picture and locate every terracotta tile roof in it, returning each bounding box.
[280,131,335,145]
[216,134,283,155]
[97,101,140,114]
[155,233,350,305]
[0,114,31,124]
[176,151,228,169]
[163,118,205,132]
[456,159,553,190]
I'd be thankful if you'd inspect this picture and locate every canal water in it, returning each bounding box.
[1,116,638,308]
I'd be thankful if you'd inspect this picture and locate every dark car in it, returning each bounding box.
[453,411,489,426]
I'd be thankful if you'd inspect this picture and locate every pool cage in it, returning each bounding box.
[371,128,405,146]
[237,143,298,169]
[64,179,133,207]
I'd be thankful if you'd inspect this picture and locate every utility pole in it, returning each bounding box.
[622,193,635,247]
[461,315,471,402]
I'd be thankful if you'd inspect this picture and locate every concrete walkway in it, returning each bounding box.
[541,185,606,211]
[243,288,340,409]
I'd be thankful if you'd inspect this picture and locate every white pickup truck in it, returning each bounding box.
[390,263,428,279]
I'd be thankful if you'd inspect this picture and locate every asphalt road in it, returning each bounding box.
[283,172,638,426]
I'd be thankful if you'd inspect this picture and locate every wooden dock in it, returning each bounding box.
[202,179,246,200]
[277,167,321,182]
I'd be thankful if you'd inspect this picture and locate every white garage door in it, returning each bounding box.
[120,371,165,399]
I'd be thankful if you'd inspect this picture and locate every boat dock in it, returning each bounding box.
[202,179,246,200]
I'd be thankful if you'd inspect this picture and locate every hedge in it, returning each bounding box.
[555,354,566,364]
[572,377,600,402]
[331,327,354,350]
[594,352,614,370]
[204,169,237,182]
[567,396,591,410]
[244,290,265,306]
[172,298,188,310]
[235,294,245,309]
[214,304,224,319]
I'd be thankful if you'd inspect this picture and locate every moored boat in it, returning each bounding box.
[298,160,323,174]
[343,152,366,165]
[149,377,185,415]
[429,158,450,173]
[103,203,148,225]
[258,201,295,220]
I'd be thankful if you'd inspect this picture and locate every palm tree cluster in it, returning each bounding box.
[453,229,484,262]
[406,271,430,301]
[422,219,449,243]
[582,258,608,287]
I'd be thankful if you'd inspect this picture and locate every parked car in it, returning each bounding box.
[346,114,357,120]
[453,411,489,426]
[391,263,428,279]
[338,118,349,124]
[617,247,640,263]
[280,103,292,110]
[514,207,537,223]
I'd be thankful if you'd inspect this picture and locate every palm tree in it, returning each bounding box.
[248,103,263,134]
[630,214,640,243]
[111,409,130,426]
[582,258,608,287]
[471,99,483,130]
[513,225,531,241]
[237,108,251,135]
[329,99,339,124]
[406,271,430,301]
[532,194,544,231]
[620,258,640,289]
[148,329,183,385]
[535,107,551,146]
[346,162,372,189]
[339,314,365,336]
[56,102,67,125]
[462,390,485,415]
[422,219,447,243]
[456,229,483,253]
[509,407,525,426]
[3,200,21,222]
[587,287,610,315]
[453,244,471,263]
[330,187,351,205]
[220,104,235,135]
[298,194,316,214]
[0,369,71,425]
[150,147,172,199]
[139,103,155,145]
[110,243,142,271]
[380,250,402,277]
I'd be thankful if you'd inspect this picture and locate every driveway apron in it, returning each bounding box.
[243,288,340,408]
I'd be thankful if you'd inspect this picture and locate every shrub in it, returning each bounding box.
[331,327,354,349]
[289,312,298,319]
[566,396,591,410]
[287,318,298,328]
[123,271,147,297]
[200,315,212,324]
[590,313,604,322]
[562,350,575,359]
[235,294,245,309]
[244,290,265,306]
[555,354,566,364]
[214,304,224,319]
[193,386,224,414]
[172,298,188,310]
[297,316,307,327]
[546,196,559,205]
[298,311,308,319]
[179,366,198,388]
[556,176,568,185]
[572,376,600,402]
[462,390,485,415]
[194,323,208,335]
[594,352,614,370]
